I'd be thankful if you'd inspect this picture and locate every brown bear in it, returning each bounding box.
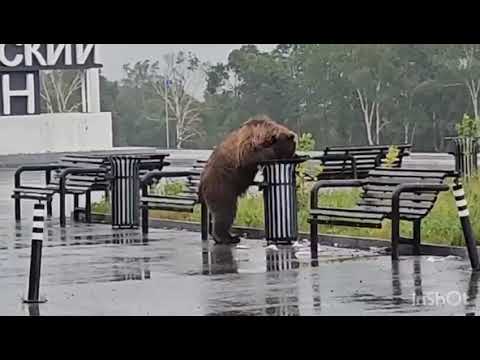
[199,115,297,244]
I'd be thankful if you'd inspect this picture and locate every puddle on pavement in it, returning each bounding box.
[0,168,479,315]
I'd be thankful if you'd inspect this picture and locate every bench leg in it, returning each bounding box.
[142,204,149,235]
[46,198,52,218]
[391,215,400,261]
[201,202,209,241]
[208,212,213,235]
[14,197,21,221]
[310,221,319,265]
[85,191,92,223]
[413,220,421,256]
[60,192,66,228]
[73,194,80,221]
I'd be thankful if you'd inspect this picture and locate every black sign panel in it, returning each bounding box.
[0,44,102,116]
[0,44,102,72]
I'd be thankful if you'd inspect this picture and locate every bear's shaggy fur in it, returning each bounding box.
[199,115,297,244]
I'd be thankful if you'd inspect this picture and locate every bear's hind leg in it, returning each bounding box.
[211,201,240,245]
[212,213,240,244]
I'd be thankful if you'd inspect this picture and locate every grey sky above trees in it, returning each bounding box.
[97,44,277,98]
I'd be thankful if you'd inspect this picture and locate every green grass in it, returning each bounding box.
[92,175,480,247]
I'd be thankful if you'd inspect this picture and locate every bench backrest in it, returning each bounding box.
[359,167,451,219]
[320,144,412,179]
[51,153,169,192]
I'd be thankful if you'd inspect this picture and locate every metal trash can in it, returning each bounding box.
[109,155,143,229]
[446,137,479,177]
[260,157,308,245]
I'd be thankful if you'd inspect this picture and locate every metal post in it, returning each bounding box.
[201,202,209,241]
[45,170,52,217]
[85,191,92,223]
[310,222,319,263]
[23,202,47,304]
[413,220,421,255]
[141,183,149,235]
[73,194,80,221]
[452,180,480,270]
[165,79,170,149]
[14,170,21,221]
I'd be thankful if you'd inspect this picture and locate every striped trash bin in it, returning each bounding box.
[109,155,144,229]
[260,157,308,245]
[446,137,479,178]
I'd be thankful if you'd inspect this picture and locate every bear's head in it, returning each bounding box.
[236,115,298,166]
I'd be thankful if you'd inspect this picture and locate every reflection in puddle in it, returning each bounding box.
[264,246,300,316]
[266,246,299,272]
[201,244,238,275]
[465,271,479,316]
[110,257,152,282]
[27,303,40,317]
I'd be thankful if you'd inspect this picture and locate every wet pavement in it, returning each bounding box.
[1,168,479,316]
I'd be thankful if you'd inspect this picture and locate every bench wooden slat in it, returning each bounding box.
[141,196,196,206]
[310,218,383,228]
[311,208,385,219]
[358,198,434,209]
[14,187,56,195]
[46,184,91,192]
[368,170,447,178]
[363,184,440,195]
[366,178,444,186]
[326,144,411,152]
[358,205,429,216]
[362,191,437,202]
[11,194,51,201]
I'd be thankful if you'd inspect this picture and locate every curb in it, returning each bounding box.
[86,212,472,258]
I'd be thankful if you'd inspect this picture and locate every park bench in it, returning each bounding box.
[308,144,412,180]
[140,167,210,239]
[308,166,479,268]
[12,152,169,227]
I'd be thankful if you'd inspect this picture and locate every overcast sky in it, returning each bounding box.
[97,44,277,81]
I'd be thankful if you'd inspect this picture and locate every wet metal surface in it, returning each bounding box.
[0,168,479,316]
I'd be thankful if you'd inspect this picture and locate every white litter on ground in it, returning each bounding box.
[426,256,445,262]
[294,251,311,260]
[445,255,463,261]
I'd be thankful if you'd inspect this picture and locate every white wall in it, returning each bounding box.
[0,112,113,155]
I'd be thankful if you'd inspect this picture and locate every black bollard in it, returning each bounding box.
[23,202,47,304]
[260,157,308,246]
[452,180,480,271]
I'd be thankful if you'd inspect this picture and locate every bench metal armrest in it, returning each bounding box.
[141,170,201,186]
[391,182,450,259]
[14,164,69,188]
[310,179,365,210]
[310,154,358,179]
[391,183,450,216]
